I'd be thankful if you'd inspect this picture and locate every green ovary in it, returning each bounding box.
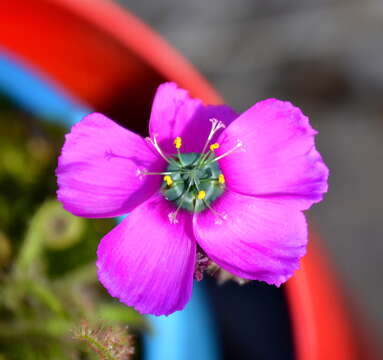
[161,152,225,213]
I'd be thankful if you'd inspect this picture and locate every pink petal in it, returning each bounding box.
[217,99,328,210]
[97,194,196,316]
[149,82,237,153]
[56,113,165,218]
[193,190,307,286]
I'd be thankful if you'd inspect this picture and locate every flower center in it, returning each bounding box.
[161,152,225,213]
[145,118,242,224]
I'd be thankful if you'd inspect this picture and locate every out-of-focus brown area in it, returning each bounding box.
[126,0,383,340]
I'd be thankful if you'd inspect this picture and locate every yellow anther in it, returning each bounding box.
[163,175,173,186]
[174,136,182,149]
[197,190,206,200]
[210,143,220,151]
[218,174,225,184]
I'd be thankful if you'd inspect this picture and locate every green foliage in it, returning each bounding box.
[73,322,134,360]
[0,102,144,359]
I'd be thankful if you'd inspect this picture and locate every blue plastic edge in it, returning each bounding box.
[0,48,91,126]
[0,49,220,360]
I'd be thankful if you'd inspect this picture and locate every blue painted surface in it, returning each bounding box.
[0,49,219,360]
[0,50,90,126]
[144,282,219,360]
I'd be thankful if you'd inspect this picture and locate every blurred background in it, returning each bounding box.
[0,0,382,359]
[127,0,383,340]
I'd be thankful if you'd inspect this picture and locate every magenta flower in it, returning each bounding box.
[56,82,328,316]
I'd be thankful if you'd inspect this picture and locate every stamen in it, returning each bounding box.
[209,143,220,151]
[168,181,193,224]
[142,171,175,176]
[198,142,220,166]
[218,174,225,184]
[197,148,214,166]
[207,139,243,164]
[197,190,206,200]
[163,175,173,186]
[174,137,182,149]
[146,135,172,163]
[174,136,185,166]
